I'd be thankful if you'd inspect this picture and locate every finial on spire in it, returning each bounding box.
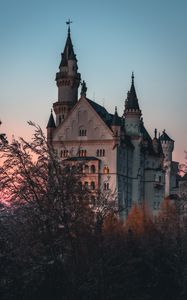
[115,106,117,114]
[131,72,134,84]
[66,19,72,35]
[81,80,87,97]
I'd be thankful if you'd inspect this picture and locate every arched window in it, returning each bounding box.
[79,149,87,157]
[78,182,82,190]
[79,128,87,136]
[104,183,109,190]
[84,165,89,173]
[61,150,68,157]
[91,181,95,190]
[96,149,105,157]
[84,181,88,189]
[91,165,96,173]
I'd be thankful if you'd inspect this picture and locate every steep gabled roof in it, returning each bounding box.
[86,98,113,127]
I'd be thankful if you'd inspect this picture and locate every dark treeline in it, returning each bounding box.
[0,123,187,300]
[1,200,187,300]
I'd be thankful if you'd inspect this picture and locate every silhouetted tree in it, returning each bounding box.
[0,122,118,299]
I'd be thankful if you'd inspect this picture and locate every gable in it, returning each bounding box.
[52,97,114,142]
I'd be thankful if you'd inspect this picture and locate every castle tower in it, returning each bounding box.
[159,130,174,196]
[123,73,142,204]
[53,21,81,126]
[123,73,142,136]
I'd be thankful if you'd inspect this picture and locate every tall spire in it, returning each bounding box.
[124,73,140,111]
[54,21,81,126]
[59,19,76,69]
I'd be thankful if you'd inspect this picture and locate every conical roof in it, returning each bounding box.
[59,29,77,68]
[47,110,56,128]
[125,73,140,110]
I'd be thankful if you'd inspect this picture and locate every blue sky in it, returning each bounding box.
[0,0,186,163]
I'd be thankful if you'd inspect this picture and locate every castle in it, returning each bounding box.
[47,24,179,217]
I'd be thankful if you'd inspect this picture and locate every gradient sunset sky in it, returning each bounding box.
[0,0,186,164]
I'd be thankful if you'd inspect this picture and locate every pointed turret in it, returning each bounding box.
[59,26,77,69]
[47,110,56,129]
[159,130,174,142]
[124,73,141,136]
[159,130,174,197]
[53,21,81,126]
[111,107,121,137]
[47,110,56,144]
[112,107,121,126]
[159,129,174,159]
[125,73,140,111]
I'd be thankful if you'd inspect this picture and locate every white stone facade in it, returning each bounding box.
[47,28,179,217]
